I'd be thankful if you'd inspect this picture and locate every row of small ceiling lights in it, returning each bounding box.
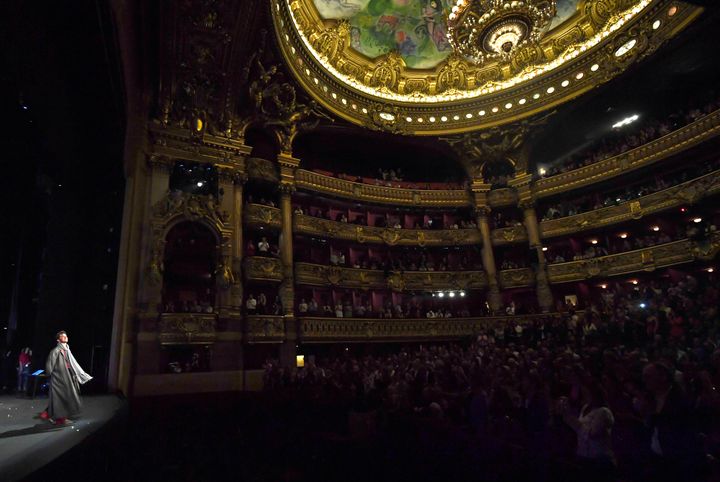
[291,5,675,125]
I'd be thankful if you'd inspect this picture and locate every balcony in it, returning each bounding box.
[246,315,285,343]
[294,169,470,207]
[499,268,534,289]
[540,169,720,239]
[546,236,718,283]
[299,313,569,342]
[158,313,218,345]
[294,214,481,246]
[243,256,283,282]
[244,203,281,230]
[534,109,720,199]
[294,262,487,291]
[246,157,279,183]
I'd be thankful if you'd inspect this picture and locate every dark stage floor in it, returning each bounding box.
[0,394,127,481]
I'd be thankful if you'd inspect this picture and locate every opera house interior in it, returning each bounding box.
[3,0,720,480]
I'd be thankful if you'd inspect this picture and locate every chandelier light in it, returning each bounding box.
[447,0,557,64]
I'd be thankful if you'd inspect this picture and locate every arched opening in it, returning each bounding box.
[246,125,280,161]
[482,158,515,188]
[162,221,218,313]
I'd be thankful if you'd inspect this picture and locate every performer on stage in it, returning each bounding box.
[44,331,92,425]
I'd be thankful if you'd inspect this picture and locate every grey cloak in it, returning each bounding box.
[45,343,92,419]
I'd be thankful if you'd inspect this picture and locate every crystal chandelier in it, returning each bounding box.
[447,0,557,64]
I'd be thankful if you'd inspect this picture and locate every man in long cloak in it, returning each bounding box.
[44,331,92,425]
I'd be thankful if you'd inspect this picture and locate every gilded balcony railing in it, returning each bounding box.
[243,256,283,282]
[546,236,720,283]
[540,169,720,238]
[294,262,487,291]
[491,225,528,245]
[294,170,470,207]
[534,109,720,199]
[246,315,285,343]
[293,214,481,246]
[498,268,534,288]
[299,313,571,342]
[158,313,218,345]
[244,203,281,230]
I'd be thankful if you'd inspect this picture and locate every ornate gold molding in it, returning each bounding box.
[541,169,720,238]
[243,256,283,282]
[294,214,480,247]
[294,169,470,206]
[294,262,487,291]
[246,315,285,343]
[546,237,711,283]
[272,0,701,134]
[499,268,535,288]
[299,313,570,342]
[158,313,217,345]
[245,203,282,230]
[492,225,529,246]
[535,108,720,198]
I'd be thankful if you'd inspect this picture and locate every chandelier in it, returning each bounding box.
[447,0,557,64]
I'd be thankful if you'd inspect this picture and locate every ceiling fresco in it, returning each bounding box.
[276,0,703,134]
[313,0,581,69]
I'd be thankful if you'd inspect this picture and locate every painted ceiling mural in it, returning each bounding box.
[313,0,581,69]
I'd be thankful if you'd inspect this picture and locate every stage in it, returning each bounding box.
[0,394,127,481]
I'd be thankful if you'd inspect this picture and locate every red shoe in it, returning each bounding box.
[54,417,66,425]
[40,411,49,420]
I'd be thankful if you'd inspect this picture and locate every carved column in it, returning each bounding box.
[520,200,553,312]
[230,173,247,310]
[473,188,502,312]
[277,152,299,367]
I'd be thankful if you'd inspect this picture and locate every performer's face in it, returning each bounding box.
[58,333,68,343]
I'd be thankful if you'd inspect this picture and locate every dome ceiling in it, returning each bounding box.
[271,0,702,134]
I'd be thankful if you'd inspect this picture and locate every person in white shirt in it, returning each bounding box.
[257,237,270,254]
[426,310,436,318]
[560,382,616,477]
[246,294,257,313]
[298,299,308,314]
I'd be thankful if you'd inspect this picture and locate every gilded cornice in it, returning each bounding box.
[499,268,535,288]
[149,123,252,165]
[299,313,570,342]
[294,262,487,291]
[245,204,282,230]
[546,237,712,283]
[487,188,519,208]
[540,169,720,238]
[158,313,217,345]
[246,315,285,343]
[294,214,480,246]
[243,256,283,282]
[294,169,470,206]
[272,0,701,134]
[535,108,720,198]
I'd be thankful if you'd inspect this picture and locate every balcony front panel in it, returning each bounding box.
[547,239,698,283]
[534,109,720,199]
[300,313,569,343]
[243,257,283,283]
[295,170,470,207]
[498,268,534,288]
[244,204,281,230]
[540,170,720,239]
[491,226,528,246]
[294,262,487,291]
[158,313,218,345]
[294,214,481,246]
[246,315,285,343]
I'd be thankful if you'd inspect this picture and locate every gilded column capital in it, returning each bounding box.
[279,182,296,196]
